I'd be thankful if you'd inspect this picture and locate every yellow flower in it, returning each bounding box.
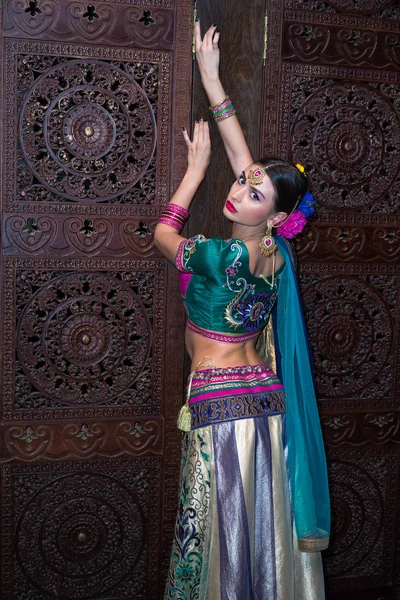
[295,163,305,174]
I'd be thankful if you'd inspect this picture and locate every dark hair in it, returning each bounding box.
[256,157,308,214]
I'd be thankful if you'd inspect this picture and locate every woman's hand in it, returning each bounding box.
[182,120,211,180]
[195,21,220,83]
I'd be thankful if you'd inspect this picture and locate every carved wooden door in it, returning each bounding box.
[190,0,400,598]
[0,1,193,597]
[260,1,400,598]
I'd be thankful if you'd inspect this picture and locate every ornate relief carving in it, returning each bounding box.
[290,0,397,14]
[372,227,400,260]
[295,222,400,262]
[5,0,59,35]
[5,0,173,47]
[324,448,396,580]
[123,7,174,47]
[289,76,400,212]
[3,258,165,421]
[66,2,117,40]
[117,419,162,455]
[284,22,400,71]
[2,419,163,461]
[63,217,113,254]
[5,41,170,215]
[19,58,156,203]
[301,275,394,398]
[325,0,395,12]
[3,424,54,460]
[321,411,400,445]
[285,23,331,61]
[17,272,152,406]
[321,414,357,444]
[119,218,158,256]
[1,460,160,598]
[2,215,57,254]
[2,215,160,256]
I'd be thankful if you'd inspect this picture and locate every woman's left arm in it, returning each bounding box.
[154,120,211,264]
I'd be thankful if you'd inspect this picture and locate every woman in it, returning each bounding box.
[155,22,330,600]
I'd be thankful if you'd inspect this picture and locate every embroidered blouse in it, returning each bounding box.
[175,235,285,344]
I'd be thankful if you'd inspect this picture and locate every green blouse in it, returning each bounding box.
[175,236,285,344]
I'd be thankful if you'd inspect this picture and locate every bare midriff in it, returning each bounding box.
[185,328,264,370]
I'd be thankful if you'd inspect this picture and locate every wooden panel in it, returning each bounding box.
[0,0,193,597]
[190,0,265,239]
[261,1,400,598]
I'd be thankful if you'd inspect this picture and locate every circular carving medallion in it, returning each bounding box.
[324,460,383,575]
[292,83,400,209]
[16,473,145,596]
[302,276,392,396]
[17,273,151,405]
[19,60,156,202]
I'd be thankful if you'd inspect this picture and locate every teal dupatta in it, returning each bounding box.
[273,236,330,552]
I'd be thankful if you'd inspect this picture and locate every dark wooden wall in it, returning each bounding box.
[0,1,192,597]
[194,1,400,599]
[0,0,399,598]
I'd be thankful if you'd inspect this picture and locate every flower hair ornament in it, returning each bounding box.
[275,188,316,239]
[273,162,316,239]
[259,162,316,259]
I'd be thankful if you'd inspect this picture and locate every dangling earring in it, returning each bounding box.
[259,224,277,257]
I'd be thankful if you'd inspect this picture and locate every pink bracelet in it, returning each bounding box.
[158,203,190,232]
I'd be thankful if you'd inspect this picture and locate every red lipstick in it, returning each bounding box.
[225,200,237,213]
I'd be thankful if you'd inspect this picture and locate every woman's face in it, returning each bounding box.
[223,164,278,228]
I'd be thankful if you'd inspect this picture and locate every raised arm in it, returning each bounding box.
[154,120,211,264]
[195,20,253,177]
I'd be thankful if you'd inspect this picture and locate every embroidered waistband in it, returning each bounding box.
[187,319,260,344]
[187,364,286,429]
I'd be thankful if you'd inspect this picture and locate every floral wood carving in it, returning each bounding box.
[123,8,173,47]
[19,59,156,203]
[5,0,173,48]
[284,23,400,71]
[5,461,161,597]
[2,215,160,256]
[324,449,395,579]
[2,419,163,461]
[301,275,394,398]
[4,41,171,215]
[2,258,165,420]
[290,80,400,211]
[17,271,152,406]
[66,2,117,40]
[295,222,400,262]
[5,0,59,35]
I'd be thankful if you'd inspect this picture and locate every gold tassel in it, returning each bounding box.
[177,402,192,432]
[177,356,215,432]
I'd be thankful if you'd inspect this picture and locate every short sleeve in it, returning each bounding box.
[175,235,224,276]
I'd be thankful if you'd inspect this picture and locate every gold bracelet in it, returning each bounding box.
[209,95,229,111]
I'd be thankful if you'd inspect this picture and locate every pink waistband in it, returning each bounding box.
[186,319,260,344]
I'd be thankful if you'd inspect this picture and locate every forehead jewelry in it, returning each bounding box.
[247,163,288,186]
[248,167,266,186]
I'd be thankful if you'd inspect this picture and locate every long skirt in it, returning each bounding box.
[164,365,325,600]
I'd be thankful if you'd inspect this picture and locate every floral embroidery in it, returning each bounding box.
[242,293,271,331]
[165,431,211,598]
[182,235,207,272]
[223,241,281,331]
[225,264,238,277]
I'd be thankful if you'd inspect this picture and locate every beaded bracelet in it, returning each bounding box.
[158,203,190,232]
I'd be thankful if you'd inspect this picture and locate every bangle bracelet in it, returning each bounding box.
[214,109,237,123]
[211,101,233,117]
[209,95,229,111]
[158,203,190,232]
